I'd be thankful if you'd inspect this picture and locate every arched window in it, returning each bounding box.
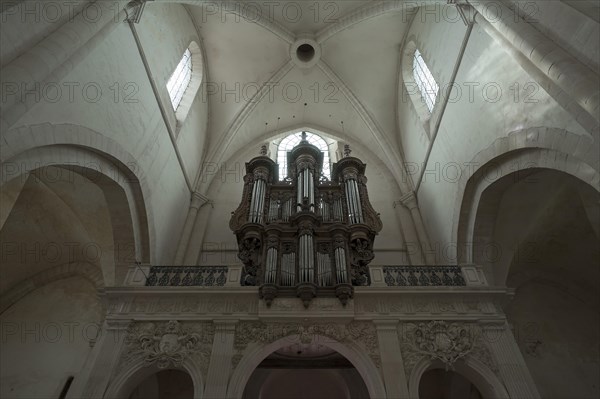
[412,49,439,113]
[277,132,331,180]
[167,48,193,111]
[165,42,203,129]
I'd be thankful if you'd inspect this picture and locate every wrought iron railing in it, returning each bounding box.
[145,266,228,287]
[140,265,466,288]
[382,266,466,287]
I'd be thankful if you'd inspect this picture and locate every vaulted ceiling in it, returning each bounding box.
[180,0,435,192]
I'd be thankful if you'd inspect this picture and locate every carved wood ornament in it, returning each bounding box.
[230,133,382,307]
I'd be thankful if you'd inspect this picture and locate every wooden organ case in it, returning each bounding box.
[230,134,382,307]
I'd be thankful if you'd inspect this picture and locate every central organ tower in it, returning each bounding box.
[230,133,382,307]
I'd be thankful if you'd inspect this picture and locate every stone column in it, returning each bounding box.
[182,196,213,265]
[174,192,210,264]
[482,321,541,398]
[76,319,131,399]
[374,320,410,398]
[392,199,422,265]
[397,192,435,264]
[466,0,599,135]
[203,320,238,399]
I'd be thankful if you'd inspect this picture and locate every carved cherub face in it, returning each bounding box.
[159,334,179,353]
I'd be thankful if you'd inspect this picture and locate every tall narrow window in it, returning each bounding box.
[277,132,331,180]
[167,48,192,111]
[412,49,439,113]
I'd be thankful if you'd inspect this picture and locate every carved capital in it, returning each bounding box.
[373,320,399,331]
[191,192,211,210]
[214,320,239,334]
[395,191,418,210]
[124,0,152,23]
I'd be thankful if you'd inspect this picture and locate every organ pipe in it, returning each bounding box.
[308,170,314,211]
[351,179,363,223]
[344,178,364,224]
[317,252,332,286]
[281,252,296,286]
[265,247,278,283]
[345,182,355,223]
[249,182,257,222]
[334,197,342,221]
[297,173,302,211]
[299,234,315,283]
[335,247,348,284]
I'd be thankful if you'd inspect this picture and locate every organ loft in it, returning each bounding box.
[230,133,382,307]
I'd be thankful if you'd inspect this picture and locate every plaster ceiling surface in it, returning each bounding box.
[237,0,368,35]
[188,1,415,168]
[0,168,113,294]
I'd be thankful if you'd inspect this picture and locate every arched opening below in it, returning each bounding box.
[419,369,482,399]
[472,168,599,397]
[242,342,370,399]
[127,370,194,399]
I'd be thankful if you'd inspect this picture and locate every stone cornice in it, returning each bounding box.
[102,286,512,322]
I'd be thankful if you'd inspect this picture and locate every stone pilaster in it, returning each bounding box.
[183,197,214,265]
[203,320,238,399]
[77,319,131,399]
[174,192,211,264]
[396,192,435,264]
[374,320,410,398]
[482,321,541,398]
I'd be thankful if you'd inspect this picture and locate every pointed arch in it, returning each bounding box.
[453,127,599,284]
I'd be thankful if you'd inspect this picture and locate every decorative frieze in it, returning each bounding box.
[354,295,499,316]
[117,321,215,377]
[399,321,498,379]
[103,287,506,320]
[261,297,352,312]
[108,294,258,316]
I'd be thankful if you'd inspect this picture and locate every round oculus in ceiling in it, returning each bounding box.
[296,43,315,62]
[290,38,321,69]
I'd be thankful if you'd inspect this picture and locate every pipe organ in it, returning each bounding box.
[230,134,382,307]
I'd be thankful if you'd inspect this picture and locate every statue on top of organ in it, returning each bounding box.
[230,132,382,308]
